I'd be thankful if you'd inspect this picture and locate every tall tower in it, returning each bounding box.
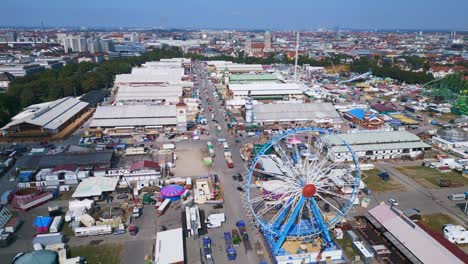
[264,31,272,51]
[245,91,254,124]
[245,36,252,55]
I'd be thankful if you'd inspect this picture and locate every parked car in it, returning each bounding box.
[213,204,223,209]
[236,187,244,192]
[388,198,399,206]
[113,230,126,235]
[117,194,128,199]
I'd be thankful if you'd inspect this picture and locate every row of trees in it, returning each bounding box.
[0,46,184,128]
[350,57,434,84]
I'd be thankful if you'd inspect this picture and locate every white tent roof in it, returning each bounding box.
[72,177,118,198]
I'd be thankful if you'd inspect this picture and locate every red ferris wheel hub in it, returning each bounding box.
[302,184,317,198]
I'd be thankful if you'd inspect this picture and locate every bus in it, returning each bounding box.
[157,199,171,216]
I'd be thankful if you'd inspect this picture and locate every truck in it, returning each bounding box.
[157,199,170,216]
[206,213,225,228]
[162,143,175,150]
[208,148,215,158]
[377,172,390,181]
[132,206,140,218]
[226,156,234,168]
[448,193,466,201]
[236,220,253,251]
[207,141,213,150]
[203,236,214,264]
[224,232,237,261]
[142,193,155,205]
[440,179,464,188]
[443,224,468,244]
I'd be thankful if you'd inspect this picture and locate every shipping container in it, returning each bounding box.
[157,199,170,216]
[74,225,112,237]
[49,216,63,233]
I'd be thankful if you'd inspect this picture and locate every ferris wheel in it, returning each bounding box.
[244,127,361,253]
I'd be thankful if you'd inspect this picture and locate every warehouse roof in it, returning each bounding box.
[330,141,430,153]
[90,117,177,128]
[229,83,305,97]
[229,83,305,91]
[155,228,184,264]
[367,204,463,264]
[115,85,182,102]
[323,131,424,146]
[2,97,89,131]
[93,105,176,119]
[253,103,342,123]
[115,70,183,84]
[72,177,118,198]
[79,89,109,106]
[229,74,277,82]
[224,63,263,72]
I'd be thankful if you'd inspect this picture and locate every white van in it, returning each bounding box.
[162,143,175,150]
[448,193,466,201]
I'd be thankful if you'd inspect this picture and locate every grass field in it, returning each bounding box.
[395,165,468,188]
[68,243,123,264]
[335,234,357,261]
[420,213,459,233]
[421,213,468,251]
[362,169,405,192]
[438,112,461,123]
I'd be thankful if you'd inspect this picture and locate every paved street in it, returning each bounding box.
[186,62,269,264]
[371,162,468,225]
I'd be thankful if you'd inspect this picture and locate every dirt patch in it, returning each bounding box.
[173,145,210,177]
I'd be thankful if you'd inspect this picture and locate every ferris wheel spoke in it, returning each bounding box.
[308,158,329,183]
[315,193,344,217]
[316,187,350,200]
[266,197,293,227]
[310,198,331,227]
[278,195,303,235]
[253,169,302,189]
[294,198,306,238]
[249,196,267,204]
[274,142,302,181]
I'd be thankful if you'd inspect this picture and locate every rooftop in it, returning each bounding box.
[253,102,343,123]
[367,203,463,264]
[72,177,118,198]
[323,130,425,146]
[229,74,277,82]
[16,151,113,169]
[155,228,184,264]
[2,97,89,131]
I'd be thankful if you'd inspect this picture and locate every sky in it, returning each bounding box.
[2,0,468,30]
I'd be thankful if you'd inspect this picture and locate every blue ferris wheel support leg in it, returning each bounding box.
[273,196,306,253]
[310,198,334,248]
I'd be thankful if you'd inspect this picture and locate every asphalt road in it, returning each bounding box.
[189,62,269,264]
[372,162,468,225]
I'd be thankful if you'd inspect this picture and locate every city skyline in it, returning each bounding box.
[2,0,468,31]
